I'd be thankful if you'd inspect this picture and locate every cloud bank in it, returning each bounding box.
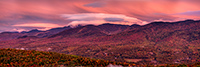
[13,23,63,32]
[62,13,148,27]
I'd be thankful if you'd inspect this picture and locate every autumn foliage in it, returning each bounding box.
[1,20,200,65]
[0,48,135,66]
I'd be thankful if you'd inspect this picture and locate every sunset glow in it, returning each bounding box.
[0,0,200,32]
[1,0,200,66]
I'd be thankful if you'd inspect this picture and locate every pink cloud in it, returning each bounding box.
[0,0,200,32]
[13,22,63,27]
[13,23,64,31]
[62,13,148,27]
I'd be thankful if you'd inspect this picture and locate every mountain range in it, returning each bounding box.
[0,20,200,64]
[0,26,71,41]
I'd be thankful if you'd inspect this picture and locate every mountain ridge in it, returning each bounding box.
[0,20,200,64]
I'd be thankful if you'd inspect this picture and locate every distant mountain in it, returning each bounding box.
[49,25,107,38]
[49,23,139,38]
[0,20,200,64]
[0,26,71,41]
[0,23,138,41]
[0,32,23,41]
[34,26,71,38]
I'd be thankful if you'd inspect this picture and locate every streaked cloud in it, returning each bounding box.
[13,23,64,32]
[84,2,105,7]
[12,28,26,32]
[171,10,200,20]
[62,13,148,27]
[0,13,70,32]
[104,18,124,22]
[0,0,200,32]
[13,23,63,28]
[175,10,200,16]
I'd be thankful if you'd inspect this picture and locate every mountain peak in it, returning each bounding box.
[130,24,140,27]
[29,29,41,32]
[21,29,43,33]
[99,23,129,26]
[1,31,19,33]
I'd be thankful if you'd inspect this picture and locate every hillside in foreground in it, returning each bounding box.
[0,48,135,67]
[2,49,200,67]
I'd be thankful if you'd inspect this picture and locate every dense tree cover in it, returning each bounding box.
[0,20,200,65]
[0,48,135,67]
[1,49,200,67]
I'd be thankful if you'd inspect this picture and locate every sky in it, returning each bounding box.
[0,0,200,32]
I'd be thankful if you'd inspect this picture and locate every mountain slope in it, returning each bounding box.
[0,23,133,41]
[0,32,23,41]
[49,23,137,38]
[97,23,130,35]
[49,25,107,38]
[0,20,200,64]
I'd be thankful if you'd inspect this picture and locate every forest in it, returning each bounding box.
[0,48,135,66]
